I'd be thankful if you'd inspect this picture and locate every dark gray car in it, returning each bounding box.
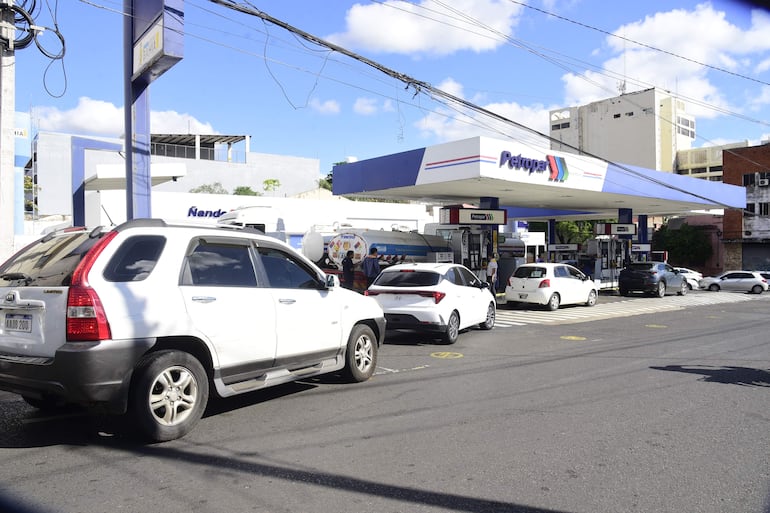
[618,261,688,297]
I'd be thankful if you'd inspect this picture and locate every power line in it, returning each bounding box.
[506,0,770,88]
[205,0,745,210]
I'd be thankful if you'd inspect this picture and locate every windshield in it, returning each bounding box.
[373,270,441,287]
[513,266,547,279]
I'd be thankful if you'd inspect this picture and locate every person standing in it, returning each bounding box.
[486,253,499,295]
[362,246,381,288]
[341,250,355,290]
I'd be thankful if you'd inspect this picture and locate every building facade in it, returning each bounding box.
[722,143,770,271]
[549,87,696,172]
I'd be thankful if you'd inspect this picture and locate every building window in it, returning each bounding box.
[691,167,707,174]
[760,203,770,216]
[625,112,634,117]
[745,203,756,214]
[744,174,756,186]
[613,114,620,119]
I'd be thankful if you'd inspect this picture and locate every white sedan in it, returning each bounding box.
[505,262,598,311]
[365,262,496,344]
[675,267,703,290]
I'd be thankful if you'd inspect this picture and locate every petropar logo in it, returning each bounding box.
[470,213,494,221]
[499,151,569,182]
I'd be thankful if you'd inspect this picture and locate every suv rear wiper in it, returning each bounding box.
[0,272,33,284]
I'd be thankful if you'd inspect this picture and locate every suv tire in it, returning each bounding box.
[342,324,378,382]
[130,350,209,442]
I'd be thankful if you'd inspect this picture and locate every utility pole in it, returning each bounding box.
[0,1,16,262]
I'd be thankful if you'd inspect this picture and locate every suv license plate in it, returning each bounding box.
[4,314,32,333]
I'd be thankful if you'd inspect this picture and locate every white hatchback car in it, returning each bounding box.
[505,262,598,311]
[698,271,768,293]
[365,262,496,344]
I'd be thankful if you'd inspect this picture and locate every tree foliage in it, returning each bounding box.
[189,182,228,194]
[233,186,261,196]
[652,222,712,267]
[263,179,281,193]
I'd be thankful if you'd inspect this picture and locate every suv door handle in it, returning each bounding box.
[192,296,216,303]
[278,299,296,305]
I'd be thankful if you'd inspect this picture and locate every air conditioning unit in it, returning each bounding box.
[758,179,770,187]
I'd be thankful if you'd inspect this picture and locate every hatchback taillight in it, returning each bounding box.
[418,291,446,304]
[538,279,551,288]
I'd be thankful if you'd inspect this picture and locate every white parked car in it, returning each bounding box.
[0,219,386,442]
[698,271,768,293]
[674,267,703,290]
[365,262,496,344]
[505,262,598,311]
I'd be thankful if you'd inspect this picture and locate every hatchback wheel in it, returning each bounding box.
[130,350,209,442]
[677,280,688,296]
[585,290,597,307]
[479,302,495,330]
[546,293,560,311]
[655,281,666,298]
[342,324,378,382]
[751,284,764,294]
[442,311,460,344]
[708,283,720,292]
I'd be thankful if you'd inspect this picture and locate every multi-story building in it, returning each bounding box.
[549,87,696,172]
[722,142,770,270]
[675,141,749,182]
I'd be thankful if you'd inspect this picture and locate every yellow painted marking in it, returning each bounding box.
[430,352,464,359]
[560,335,586,341]
[645,324,667,328]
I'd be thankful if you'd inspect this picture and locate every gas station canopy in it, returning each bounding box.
[332,136,745,221]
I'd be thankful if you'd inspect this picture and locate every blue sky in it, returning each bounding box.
[14,1,770,179]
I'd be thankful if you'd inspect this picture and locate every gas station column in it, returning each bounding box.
[637,215,648,244]
[548,219,556,262]
[480,196,500,256]
[618,208,633,265]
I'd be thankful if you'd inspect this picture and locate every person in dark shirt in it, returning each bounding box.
[362,246,381,288]
[341,250,355,290]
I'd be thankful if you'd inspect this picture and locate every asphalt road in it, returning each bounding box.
[0,297,768,513]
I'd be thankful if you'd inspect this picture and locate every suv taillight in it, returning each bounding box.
[67,286,111,341]
[66,230,118,341]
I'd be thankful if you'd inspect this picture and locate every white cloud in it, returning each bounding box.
[31,97,216,137]
[416,97,552,143]
[562,4,770,116]
[755,57,770,74]
[353,97,378,115]
[326,0,524,56]
[310,98,341,114]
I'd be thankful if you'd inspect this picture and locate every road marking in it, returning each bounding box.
[430,352,464,359]
[645,324,668,328]
[494,292,769,327]
[560,335,586,341]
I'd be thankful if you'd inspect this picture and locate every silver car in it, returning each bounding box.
[698,271,768,293]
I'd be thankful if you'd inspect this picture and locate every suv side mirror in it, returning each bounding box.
[326,274,340,288]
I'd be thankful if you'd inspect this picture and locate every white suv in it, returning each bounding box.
[0,219,385,441]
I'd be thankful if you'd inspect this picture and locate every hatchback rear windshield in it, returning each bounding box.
[0,231,100,287]
[374,270,441,287]
[626,263,656,271]
[513,266,547,279]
